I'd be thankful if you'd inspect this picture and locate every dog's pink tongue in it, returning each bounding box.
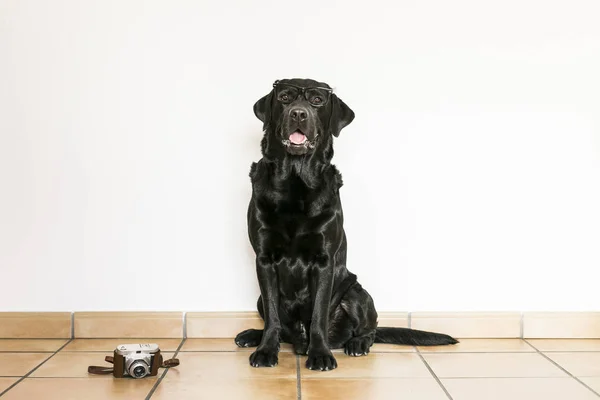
[289,132,307,145]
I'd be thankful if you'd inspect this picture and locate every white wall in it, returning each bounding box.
[1,0,599,312]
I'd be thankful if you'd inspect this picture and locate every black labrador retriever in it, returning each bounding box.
[235,78,457,371]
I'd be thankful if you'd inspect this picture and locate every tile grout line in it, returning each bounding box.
[519,312,524,339]
[296,355,302,400]
[145,337,186,400]
[0,351,56,354]
[0,338,74,398]
[183,312,187,339]
[0,339,69,341]
[415,348,454,400]
[523,339,600,398]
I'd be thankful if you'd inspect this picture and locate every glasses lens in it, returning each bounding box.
[276,85,299,102]
[305,88,330,106]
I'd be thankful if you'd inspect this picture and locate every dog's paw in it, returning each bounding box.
[235,329,262,348]
[249,347,279,368]
[344,336,372,357]
[306,350,337,371]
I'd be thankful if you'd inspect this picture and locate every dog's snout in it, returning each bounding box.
[290,107,308,122]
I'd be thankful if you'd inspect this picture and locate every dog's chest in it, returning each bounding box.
[261,178,326,227]
[251,164,339,261]
[256,189,331,260]
[273,175,314,213]
[272,191,307,215]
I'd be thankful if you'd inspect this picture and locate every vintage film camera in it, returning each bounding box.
[88,343,179,378]
[113,343,162,378]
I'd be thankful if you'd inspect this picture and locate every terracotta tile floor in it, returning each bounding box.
[1,339,600,399]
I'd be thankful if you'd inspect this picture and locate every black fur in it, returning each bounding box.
[235,78,457,371]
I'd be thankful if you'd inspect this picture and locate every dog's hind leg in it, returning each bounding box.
[328,307,376,356]
[329,284,378,356]
[235,329,263,348]
[235,296,265,348]
[344,331,376,356]
[235,324,300,349]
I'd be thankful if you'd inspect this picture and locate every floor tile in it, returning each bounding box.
[0,353,51,376]
[62,338,182,352]
[0,313,71,339]
[153,377,297,399]
[186,312,264,338]
[74,312,183,338]
[302,378,448,400]
[180,338,292,352]
[579,377,600,394]
[163,352,296,380]
[529,339,600,352]
[301,353,431,379]
[30,352,172,378]
[0,339,68,352]
[376,312,410,329]
[523,312,600,339]
[546,352,600,377]
[411,312,521,338]
[0,378,19,393]
[422,353,567,378]
[418,339,533,353]
[442,377,599,400]
[0,377,155,400]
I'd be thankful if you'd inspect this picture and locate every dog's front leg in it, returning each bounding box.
[306,258,337,371]
[249,255,281,367]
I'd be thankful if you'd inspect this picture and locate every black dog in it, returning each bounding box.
[235,78,457,371]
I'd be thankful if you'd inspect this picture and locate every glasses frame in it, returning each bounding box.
[273,80,333,107]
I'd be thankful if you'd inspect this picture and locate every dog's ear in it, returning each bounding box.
[253,90,274,129]
[329,94,355,137]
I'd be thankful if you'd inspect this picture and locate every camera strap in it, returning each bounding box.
[87,355,180,375]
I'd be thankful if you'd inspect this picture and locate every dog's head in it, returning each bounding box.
[253,78,355,156]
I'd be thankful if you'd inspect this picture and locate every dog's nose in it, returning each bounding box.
[290,107,308,122]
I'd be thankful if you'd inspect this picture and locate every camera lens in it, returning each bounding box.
[133,365,146,378]
[127,360,149,379]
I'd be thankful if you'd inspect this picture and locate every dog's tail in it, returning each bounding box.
[374,327,458,346]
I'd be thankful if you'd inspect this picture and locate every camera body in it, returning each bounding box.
[113,344,163,379]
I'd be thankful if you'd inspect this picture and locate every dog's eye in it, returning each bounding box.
[280,94,289,102]
[312,97,322,104]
